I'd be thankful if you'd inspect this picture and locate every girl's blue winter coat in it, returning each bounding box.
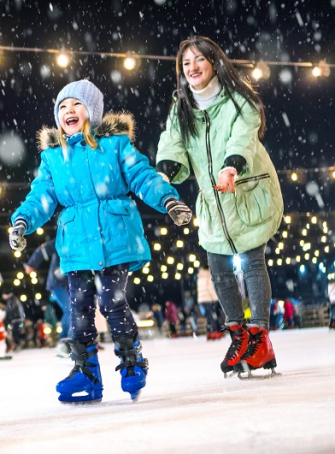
[11,112,179,273]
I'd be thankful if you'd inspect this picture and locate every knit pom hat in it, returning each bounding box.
[54,80,104,128]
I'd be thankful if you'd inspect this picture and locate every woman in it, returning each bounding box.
[156,36,283,377]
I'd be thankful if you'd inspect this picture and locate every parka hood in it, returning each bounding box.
[37,111,135,151]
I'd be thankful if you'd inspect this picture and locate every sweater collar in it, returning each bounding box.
[189,75,222,110]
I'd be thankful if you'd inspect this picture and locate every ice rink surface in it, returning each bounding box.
[2,327,335,454]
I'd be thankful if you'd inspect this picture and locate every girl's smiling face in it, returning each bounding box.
[182,47,215,90]
[58,98,89,135]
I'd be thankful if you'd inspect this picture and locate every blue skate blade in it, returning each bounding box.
[131,390,141,402]
[57,389,103,404]
[121,375,146,401]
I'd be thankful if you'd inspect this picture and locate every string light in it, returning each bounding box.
[123,56,137,71]
[1,46,334,75]
[312,66,322,77]
[311,60,330,78]
[56,53,70,68]
[251,61,271,80]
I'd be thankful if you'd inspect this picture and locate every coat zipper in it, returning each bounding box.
[203,111,238,254]
[235,173,269,187]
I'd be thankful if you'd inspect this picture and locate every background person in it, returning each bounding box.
[197,265,225,340]
[25,239,71,345]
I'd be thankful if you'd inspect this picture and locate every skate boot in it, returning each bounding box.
[114,333,148,402]
[56,340,103,404]
[206,332,213,340]
[234,325,278,378]
[220,322,249,377]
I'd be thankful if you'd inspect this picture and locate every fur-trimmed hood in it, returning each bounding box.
[37,111,135,151]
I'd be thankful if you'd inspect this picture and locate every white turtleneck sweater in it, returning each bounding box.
[189,75,222,110]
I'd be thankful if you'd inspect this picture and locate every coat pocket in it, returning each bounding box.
[196,191,213,235]
[102,198,137,244]
[235,174,278,226]
[56,208,78,258]
[103,198,134,215]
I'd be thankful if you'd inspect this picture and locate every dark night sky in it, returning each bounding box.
[0,0,335,304]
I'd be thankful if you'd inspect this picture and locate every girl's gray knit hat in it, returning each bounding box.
[54,80,104,128]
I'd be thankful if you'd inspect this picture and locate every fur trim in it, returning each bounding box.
[37,111,136,150]
[94,111,135,142]
[37,127,60,151]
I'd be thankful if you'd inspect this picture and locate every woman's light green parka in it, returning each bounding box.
[156,89,284,255]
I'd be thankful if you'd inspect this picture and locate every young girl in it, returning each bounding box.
[9,79,192,403]
[156,36,283,378]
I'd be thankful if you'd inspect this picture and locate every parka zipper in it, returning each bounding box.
[203,111,238,254]
[235,173,270,186]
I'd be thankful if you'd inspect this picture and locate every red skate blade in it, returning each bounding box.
[238,363,282,380]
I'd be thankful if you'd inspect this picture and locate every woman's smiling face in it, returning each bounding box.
[182,47,215,90]
[58,98,89,135]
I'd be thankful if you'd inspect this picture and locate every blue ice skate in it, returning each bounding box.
[114,334,148,401]
[56,340,103,404]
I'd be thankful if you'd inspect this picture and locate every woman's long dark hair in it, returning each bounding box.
[174,36,265,144]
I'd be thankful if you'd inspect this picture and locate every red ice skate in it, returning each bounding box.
[220,323,249,377]
[207,331,224,341]
[234,325,279,379]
